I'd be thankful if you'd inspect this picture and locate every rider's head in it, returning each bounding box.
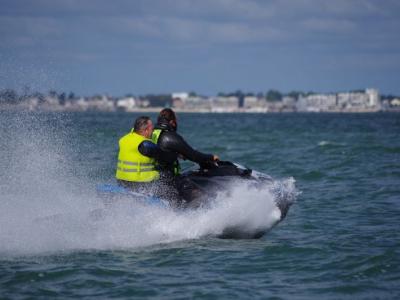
[157,108,177,131]
[133,116,153,138]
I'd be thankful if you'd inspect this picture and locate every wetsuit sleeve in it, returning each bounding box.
[162,132,214,164]
[138,141,170,161]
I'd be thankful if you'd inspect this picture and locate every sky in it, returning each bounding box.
[0,0,399,96]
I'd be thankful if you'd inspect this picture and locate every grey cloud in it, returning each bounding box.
[157,0,276,20]
[117,16,285,44]
[0,0,138,17]
[301,18,357,34]
[0,16,62,48]
[1,0,398,49]
[1,0,399,94]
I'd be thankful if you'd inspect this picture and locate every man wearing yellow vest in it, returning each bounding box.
[116,116,162,194]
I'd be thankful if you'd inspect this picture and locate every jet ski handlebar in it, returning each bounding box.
[199,160,230,170]
[197,160,252,177]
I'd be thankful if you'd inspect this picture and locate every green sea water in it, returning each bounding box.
[0,111,399,299]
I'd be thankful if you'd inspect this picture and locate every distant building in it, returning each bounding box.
[172,98,184,109]
[1,88,391,113]
[173,96,211,111]
[265,101,285,112]
[63,97,85,111]
[139,99,150,108]
[282,96,296,106]
[366,88,380,107]
[281,96,297,112]
[210,96,239,112]
[172,92,189,101]
[117,97,136,111]
[298,89,381,112]
[304,94,337,111]
[337,88,380,111]
[390,98,400,107]
[243,96,268,112]
[337,92,366,109]
[27,98,39,111]
[86,95,115,111]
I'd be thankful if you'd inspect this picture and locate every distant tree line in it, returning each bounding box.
[381,94,398,101]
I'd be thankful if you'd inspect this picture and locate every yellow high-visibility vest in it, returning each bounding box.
[151,128,162,144]
[116,132,159,182]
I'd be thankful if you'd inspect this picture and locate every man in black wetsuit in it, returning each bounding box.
[152,108,219,203]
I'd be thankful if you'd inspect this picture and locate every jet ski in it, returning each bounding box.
[97,161,297,238]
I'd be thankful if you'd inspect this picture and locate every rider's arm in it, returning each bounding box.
[138,140,169,161]
[162,132,214,164]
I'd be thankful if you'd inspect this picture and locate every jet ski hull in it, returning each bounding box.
[97,161,296,239]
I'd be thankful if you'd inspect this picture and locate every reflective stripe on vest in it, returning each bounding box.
[115,132,159,182]
[118,160,153,166]
[117,166,156,172]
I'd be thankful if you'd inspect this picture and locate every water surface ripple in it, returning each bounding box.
[1,112,399,299]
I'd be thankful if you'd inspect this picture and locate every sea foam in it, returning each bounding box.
[0,113,297,256]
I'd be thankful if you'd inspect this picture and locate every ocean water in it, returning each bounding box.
[0,111,399,299]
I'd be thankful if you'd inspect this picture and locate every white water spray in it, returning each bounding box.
[0,113,297,256]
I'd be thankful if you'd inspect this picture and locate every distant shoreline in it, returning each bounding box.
[2,88,399,113]
[1,106,399,113]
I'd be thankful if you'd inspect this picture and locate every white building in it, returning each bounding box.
[366,88,380,107]
[117,97,136,111]
[282,96,296,106]
[172,92,189,101]
[243,96,268,112]
[172,95,211,111]
[86,96,115,111]
[390,98,400,106]
[297,94,337,112]
[298,88,381,112]
[337,92,367,109]
[66,97,88,111]
[210,96,239,112]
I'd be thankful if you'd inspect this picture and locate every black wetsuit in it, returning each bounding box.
[154,121,215,204]
[138,140,167,162]
[154,122,214,174]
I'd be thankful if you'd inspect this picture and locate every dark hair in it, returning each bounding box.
[133,116,150,132]
[157,108,176,123]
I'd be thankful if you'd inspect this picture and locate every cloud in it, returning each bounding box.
[1,0,399,47]
[113,16,285,44]
[301,18,357,34]
[1,0,399,94]
[158,0,276,20]
[0,16,63,49]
